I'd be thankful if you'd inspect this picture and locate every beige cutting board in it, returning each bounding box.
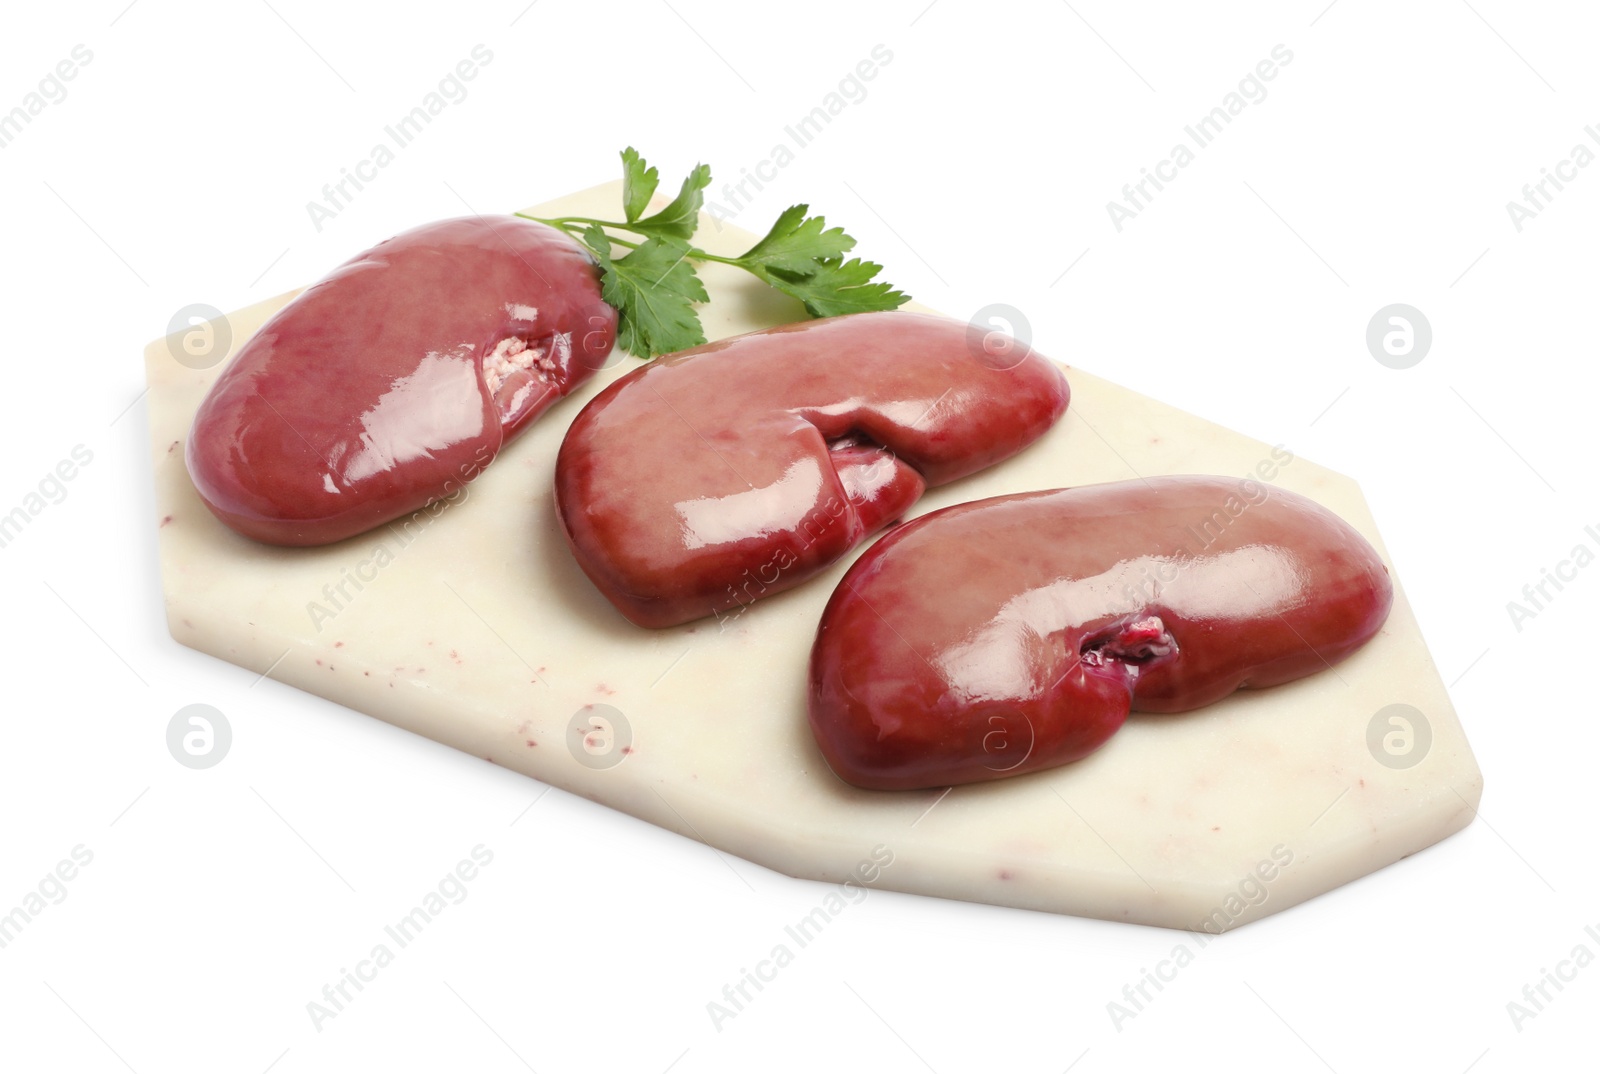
[146,181,1481,931]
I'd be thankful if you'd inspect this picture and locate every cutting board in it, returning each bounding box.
[146,182,1481,931]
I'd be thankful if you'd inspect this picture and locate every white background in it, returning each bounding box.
[1,0,1594,1071]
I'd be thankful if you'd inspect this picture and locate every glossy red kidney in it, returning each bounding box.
[808,475,1394,790]
[186,216,615,545]
[555,311,1070,627]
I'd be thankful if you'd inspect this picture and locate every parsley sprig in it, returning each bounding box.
[518,147,909,359]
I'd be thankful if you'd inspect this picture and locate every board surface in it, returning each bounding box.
[147,182,1482,931]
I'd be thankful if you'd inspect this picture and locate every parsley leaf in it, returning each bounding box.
[736,204,858,274]
[620,147,659,223]
[629,162,712,241]
[584,225,708,359]
[759,258,910,318]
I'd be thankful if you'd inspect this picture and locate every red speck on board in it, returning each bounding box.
[525,739,538,748]
[159,515,173,527]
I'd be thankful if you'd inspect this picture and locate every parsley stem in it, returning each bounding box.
[519,212,746,269]
[527,215,619,228]
[681,249,744,267]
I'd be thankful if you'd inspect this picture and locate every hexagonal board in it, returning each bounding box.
[146,182,1481,931]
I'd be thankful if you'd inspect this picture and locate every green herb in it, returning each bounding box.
[584,228,707,360]
[520,148,909,359]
